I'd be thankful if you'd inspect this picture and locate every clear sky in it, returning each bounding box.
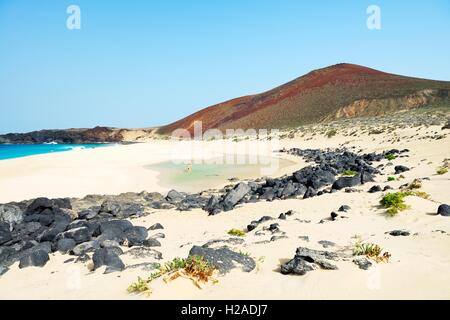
[1,0,449,134]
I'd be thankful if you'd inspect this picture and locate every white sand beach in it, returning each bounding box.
[0,123,449,300]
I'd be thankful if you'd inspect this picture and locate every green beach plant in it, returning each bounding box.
[228,228,246,237]
[127,277,151,294]
[127,256,217,295]
[380,191,413,216]
[384,154,397,161]
[353,242,391,262]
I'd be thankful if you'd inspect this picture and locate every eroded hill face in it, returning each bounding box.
[158,63,450,135]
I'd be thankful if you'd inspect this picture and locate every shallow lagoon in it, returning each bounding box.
[147,155,296,193]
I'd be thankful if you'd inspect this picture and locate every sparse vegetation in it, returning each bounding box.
[413,191,431,200]
[405,178,422,190]
[385,154,397,161]
[127,256,217,295]
[387,176,396,182]
[436,167,448,175]
[326,129,337,138]
[353,242,391,263]
[342,169,358,177]
[353,242,382,257]
[127,277,151,294]
[380,192,413,216]
[228,228,246,237]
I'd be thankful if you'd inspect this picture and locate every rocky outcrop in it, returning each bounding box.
[189,245,256,274]
[280,247,339,275]
[0,127,125,144]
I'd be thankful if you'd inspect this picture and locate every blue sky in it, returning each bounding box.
[0,0,449,133]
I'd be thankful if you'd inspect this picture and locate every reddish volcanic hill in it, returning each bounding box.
[158,63,450,134]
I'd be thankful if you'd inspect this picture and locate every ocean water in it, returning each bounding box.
[0,144,112,161]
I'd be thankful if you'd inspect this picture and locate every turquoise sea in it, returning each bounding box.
[0,144,112,161]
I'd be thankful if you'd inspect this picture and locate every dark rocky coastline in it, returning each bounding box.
[0,127,126,144]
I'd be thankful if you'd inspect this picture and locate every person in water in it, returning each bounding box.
[185,164,192,174]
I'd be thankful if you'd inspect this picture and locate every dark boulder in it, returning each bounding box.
[221,183,251,211]
[360,171,375,184]
[260,188,275,201]
[438,204,450,217]
[92,247,125,273]
[332,174,361,190]
[99,200,121,216]
[123,226,148,247]
[280,247,339,275]
[293,168,335,189]
[189,245,255,274]
[204,195,221,215]
[19,250,49,268]
[56,238,77,253]
[247,215,273,232]
[395,165,410,174]
[142,238,161,247]
[148,223,164,231]
[247,222,258,232]
[52,198,72,210]
[71,240,100,256]
[99,220,133,240]
[303,187,317,199]
[78,208,98,220]
[56,227,91,244]
[388,230,410,236]
[25,197,53,215]
[338,205,351,212]
[368,185,382,193]
[0,223,12,245]
[166,190,185,202]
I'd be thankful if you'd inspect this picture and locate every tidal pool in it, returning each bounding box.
[146,155,297,193]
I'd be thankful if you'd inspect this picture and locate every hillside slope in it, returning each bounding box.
[158,63,450,134]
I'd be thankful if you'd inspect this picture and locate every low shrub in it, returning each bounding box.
[228,228,246,237]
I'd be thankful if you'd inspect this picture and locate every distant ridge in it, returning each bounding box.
[158,63,450,134]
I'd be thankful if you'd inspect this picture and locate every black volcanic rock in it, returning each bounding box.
[0,223,12,245]
[438,204,450,217]
[19,250,49,268]
[281,247,339,275]
[189,245,255,274]
[395,165,410,174]
[92,247,125,273]
[332,175,361,190]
